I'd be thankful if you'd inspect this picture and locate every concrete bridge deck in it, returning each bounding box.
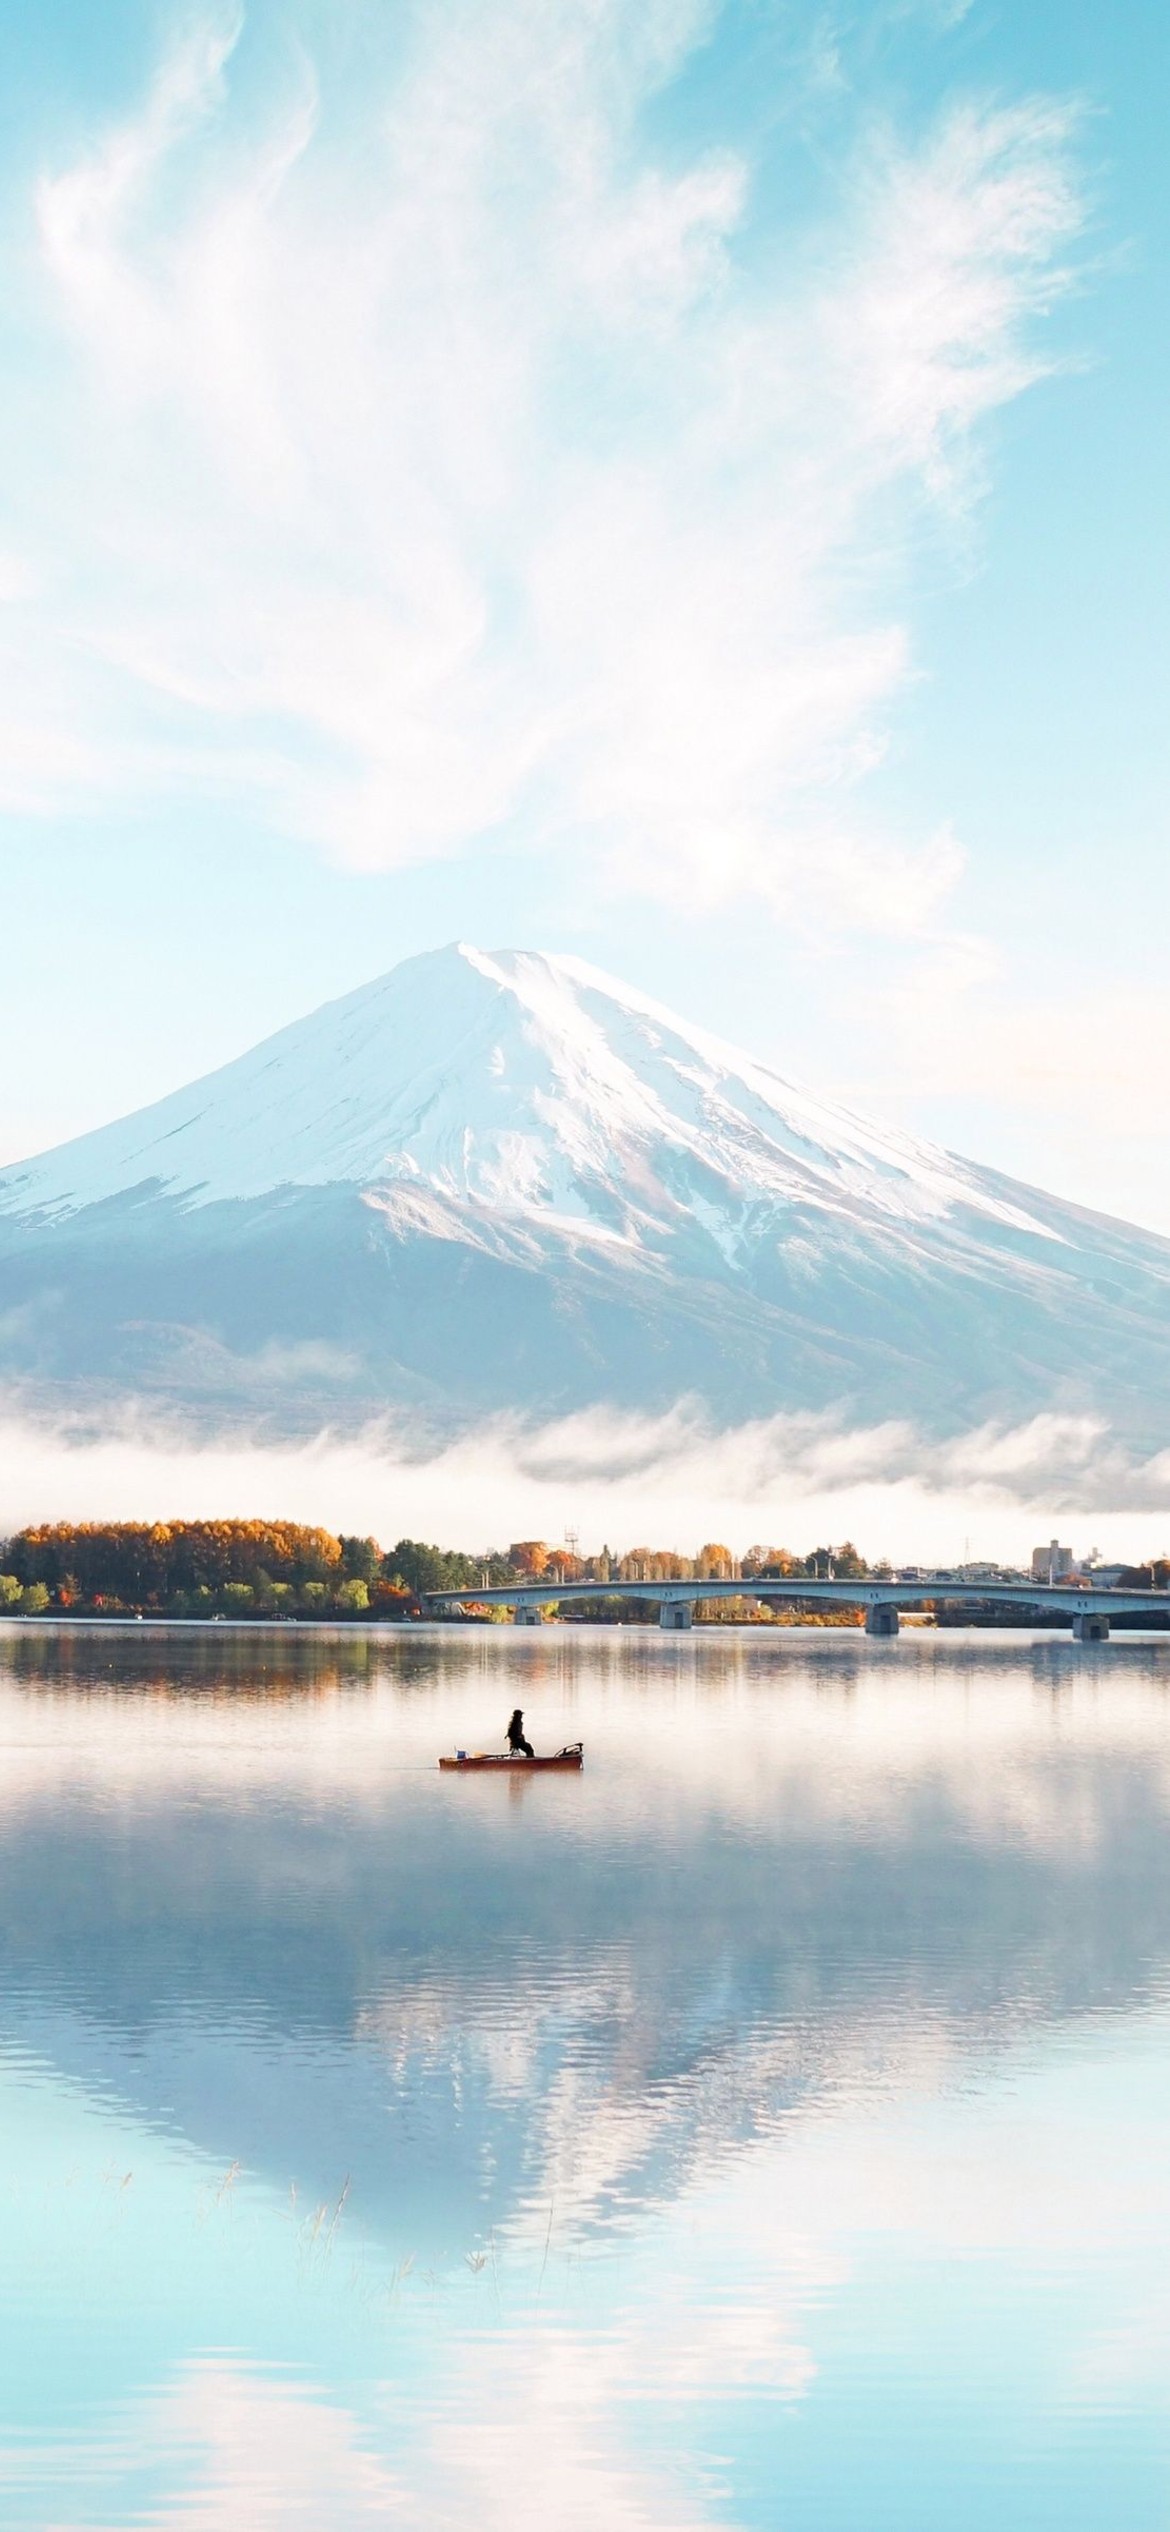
[422,1576,1170,1640]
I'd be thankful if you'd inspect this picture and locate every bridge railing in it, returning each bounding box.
[421,1576,1170,1626]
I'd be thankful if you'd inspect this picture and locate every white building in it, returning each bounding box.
[1031,1540,1076,1583]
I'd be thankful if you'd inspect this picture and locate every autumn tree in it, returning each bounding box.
[3,1520,346,1608]
[508,1542,550,1578]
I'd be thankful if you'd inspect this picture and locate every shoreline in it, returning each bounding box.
[3,1614,1169,1639]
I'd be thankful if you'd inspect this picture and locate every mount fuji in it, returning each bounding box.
[3,942,1170,1451]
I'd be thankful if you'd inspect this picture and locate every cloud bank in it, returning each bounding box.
[0,0,1082,933]
[2,1397,1168,1562]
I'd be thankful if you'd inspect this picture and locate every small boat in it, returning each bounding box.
[439,1743,584,1772]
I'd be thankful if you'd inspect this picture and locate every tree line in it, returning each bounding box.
[0,1521,880,1619]
[9,1522,1159,1623]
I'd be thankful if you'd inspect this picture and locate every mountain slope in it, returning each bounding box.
[0,943,1053,1237]
[3,943,1170,1448]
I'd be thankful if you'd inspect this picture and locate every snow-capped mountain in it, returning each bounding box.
[0,942,1050,1235]
[3,942,1170,1445]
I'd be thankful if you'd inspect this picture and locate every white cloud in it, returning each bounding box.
[836,98,1082,501]
[0,2,1083,930]
[2,1394,1168,1563]
[111,2358,409,2530]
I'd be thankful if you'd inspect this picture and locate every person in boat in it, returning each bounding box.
[506,1708,534,1758]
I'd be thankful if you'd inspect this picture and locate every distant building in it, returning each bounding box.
[1032,1540,1075,1582]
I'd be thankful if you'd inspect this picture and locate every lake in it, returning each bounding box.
[2,1620,1169,2529]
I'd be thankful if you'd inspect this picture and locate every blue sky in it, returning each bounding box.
[3,0,1168,1226]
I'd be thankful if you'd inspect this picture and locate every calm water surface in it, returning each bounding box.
[2,1621,1170,2528]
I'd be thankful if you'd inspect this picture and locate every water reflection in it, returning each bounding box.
[2,1625,1170,2527]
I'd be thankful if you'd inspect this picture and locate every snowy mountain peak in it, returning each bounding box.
[0,942,1048,1248]
[5,944,1170,1454]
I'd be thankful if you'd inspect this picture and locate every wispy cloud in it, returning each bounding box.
[0,0,1084,933]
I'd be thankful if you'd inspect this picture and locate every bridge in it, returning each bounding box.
[422,1576,1170,1641]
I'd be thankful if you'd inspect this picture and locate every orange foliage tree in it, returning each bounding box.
[6,1521,345,1607]
[508,1541,550,1578]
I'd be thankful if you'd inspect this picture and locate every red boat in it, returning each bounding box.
[439,1743,584,1772]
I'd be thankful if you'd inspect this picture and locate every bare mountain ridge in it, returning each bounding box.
[2,943,1169,1447]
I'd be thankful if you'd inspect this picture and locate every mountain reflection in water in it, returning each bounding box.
[2,1623,1170,2530]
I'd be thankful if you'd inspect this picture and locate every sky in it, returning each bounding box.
[2,0,1168,1233]
[2,0,1170,1554]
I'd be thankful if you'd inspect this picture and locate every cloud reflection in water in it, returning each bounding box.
[1,1625,1170,2526]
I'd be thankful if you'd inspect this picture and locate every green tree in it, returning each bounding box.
[385,1540,484,1595]
[336,1577,370,1614]
[803,1543,869,1579]
[19,1583,49,1614]
[0,1574,21,1608]
[340,1536,381,1583]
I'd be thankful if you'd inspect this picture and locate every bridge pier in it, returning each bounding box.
[422,1577,1159,1629]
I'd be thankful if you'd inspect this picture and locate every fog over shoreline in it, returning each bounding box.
[2,1398,1168,1566]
